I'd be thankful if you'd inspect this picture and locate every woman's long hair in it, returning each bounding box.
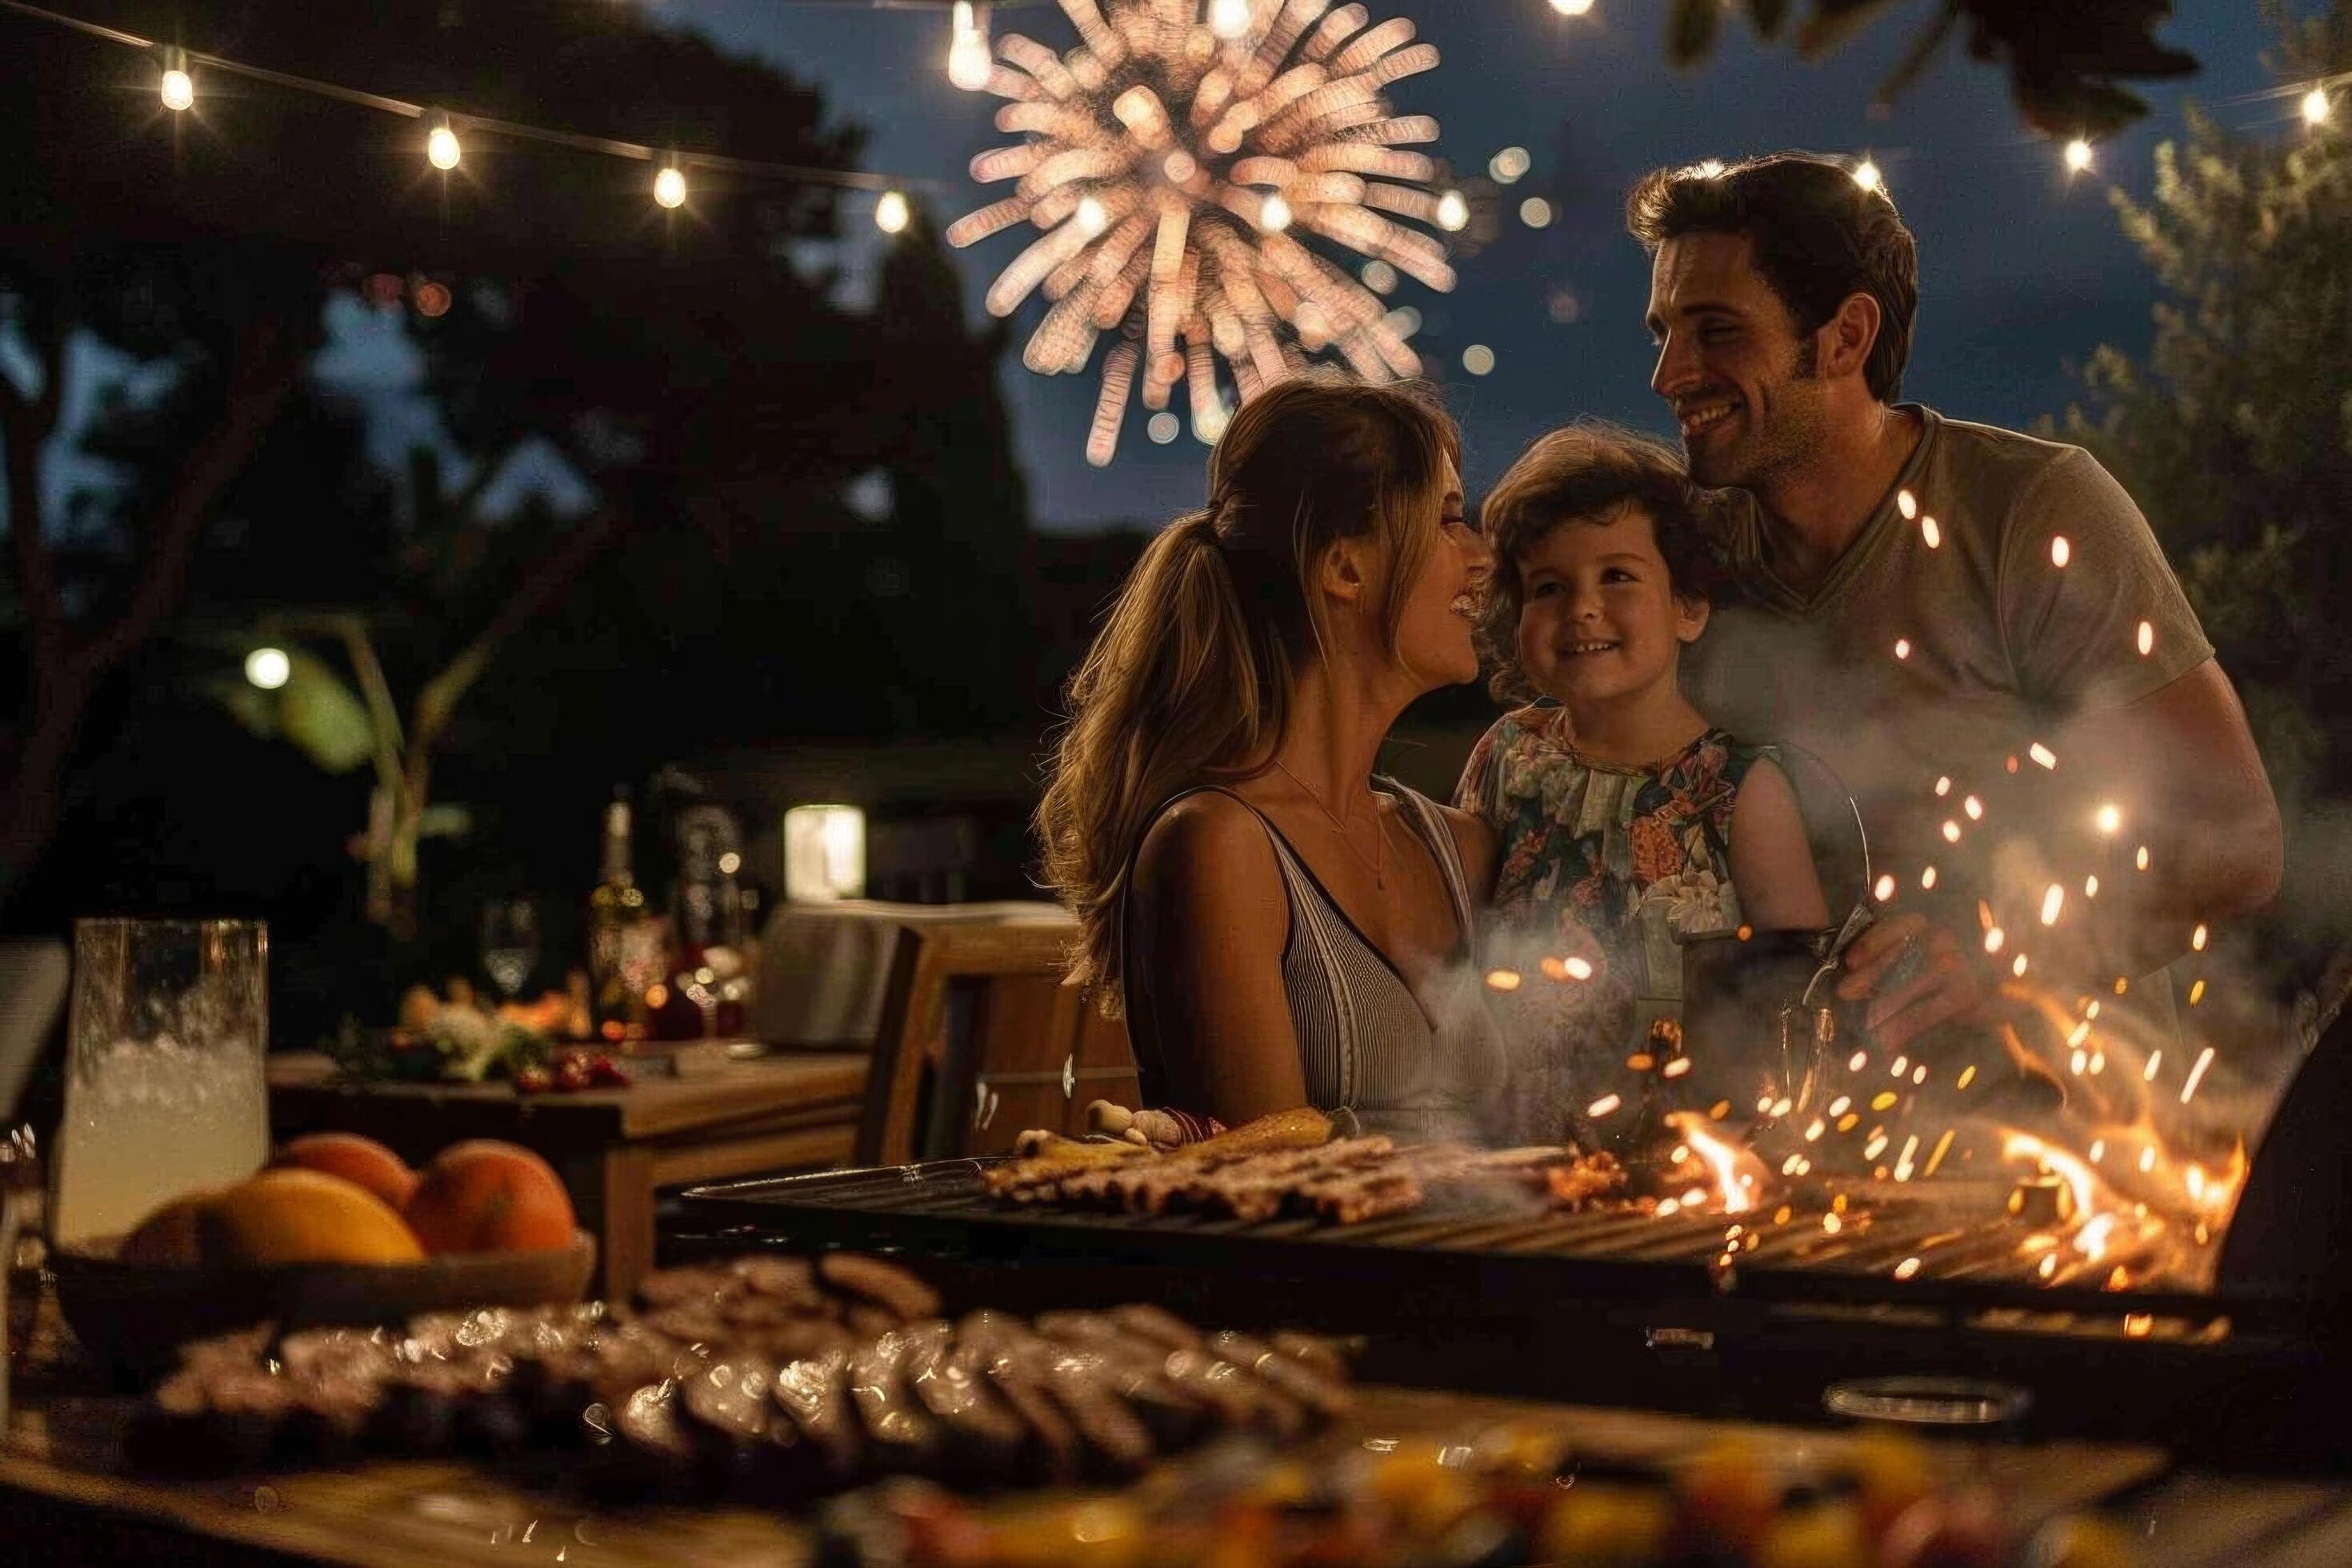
[1037,376,1460,1010]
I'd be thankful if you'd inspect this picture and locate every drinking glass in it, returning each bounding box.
[49,920,270,1248]
[479,897,542,1001]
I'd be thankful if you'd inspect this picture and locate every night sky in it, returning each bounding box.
[669,0,2286,532]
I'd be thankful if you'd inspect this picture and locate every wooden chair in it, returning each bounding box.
[858,921,1138,1167]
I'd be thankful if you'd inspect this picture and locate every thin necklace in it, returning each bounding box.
[1272,758,1388,890]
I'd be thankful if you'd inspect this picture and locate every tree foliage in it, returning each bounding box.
[1674,0,2198,137]
[2050,0,2352,802]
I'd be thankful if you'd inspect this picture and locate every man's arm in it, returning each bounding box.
[2059,658,2282,956]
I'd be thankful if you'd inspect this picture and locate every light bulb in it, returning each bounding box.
[653,166,686,210]
[947,2,993,90]
[1852,158,1882,194]
[2063,138,2093,173]
[1549,0,1594,13]
[2304,87,2331,126]
[874,190,910,234]
[1258,193,1291,232]
[427,122,462,171]
[160,65,194,113]
[1209,0,1252,39]
[244,647,290,691]
[1435,188,1469,232]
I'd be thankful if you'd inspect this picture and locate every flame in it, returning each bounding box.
[1664,1112,1762,1214]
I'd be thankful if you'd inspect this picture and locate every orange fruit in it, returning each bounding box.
[402,1139,575,1254]
[274,1131,419,1211]
[202,1168,424,1267]
[120,1187,226,1266]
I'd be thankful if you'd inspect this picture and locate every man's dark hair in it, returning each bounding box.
[1474,422,1726,706]
[1626,152,1918,402]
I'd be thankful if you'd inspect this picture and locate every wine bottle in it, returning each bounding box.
[587,794,659,1042]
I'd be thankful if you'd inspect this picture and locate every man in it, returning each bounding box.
[1626,153,2282,1054]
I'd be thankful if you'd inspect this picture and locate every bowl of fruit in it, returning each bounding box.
[53,1133,596,1382]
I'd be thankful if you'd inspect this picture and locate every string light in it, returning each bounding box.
[947,2,994,91]
[2064,138,2094,173]
[158,48,193,112]
[243,647,290,690]
[2304,86,2332,126]
[1851,158,1882,194]
[874,189,911,234]
[426,115,462,171]
[1549,0,1594,13]
[653,165,686,210]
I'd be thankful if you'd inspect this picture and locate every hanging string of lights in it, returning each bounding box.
[0,0,942,229]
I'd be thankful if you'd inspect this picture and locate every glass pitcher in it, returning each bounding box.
[49,919,270,1247]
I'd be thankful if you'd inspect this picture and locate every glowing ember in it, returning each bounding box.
[1662,1057,1692,1078]
[2179,1046,2216,1105]
[2143,1050,2162,1082]
[2191,922,2209,952]
[1921,515,1942,549]
[1894,1255,1922,1279]
[1665,1113,1760,1213]
[1890,1055,1908,1078]
[1920,865,1938,890]
[2090,1139,2106,1162]
[1847,1050,1866,1072]
[1769,1097,1793,1119]
[2040,883,2066,925]
[1484,969,1521,991]
[1586,1093,1622,1118]
[1873,874,1896,902]
[2012,954,2030,977]
[1897,489,1917,520]
[2029,742,2058,769]
[2189,978,2206,1006]
[1934,775,1952,796]
[1983,927,2006,954]
[2124,1314,2154,1338]
[1924,1129,1956,1177]
[1942,820,1962,844]
[1828,1096,1851,1116]
[1822,1212,1843,1234]
[1963,794,1984,821]
[1838,1113,1859,1131]
[1894,1134,1919,1181]
[2049,535,2071,568]
[2085,875,2099,898]
[1538,956,1570,981]
[1804,1118,1826,1142]
[1870,1091,1897,1112]
[1562,955,1594,980]
[2138,1145,2158,1173]
[1893,638,1911,661]
[1955,1065,1976,1089]
[952,0,1457,465]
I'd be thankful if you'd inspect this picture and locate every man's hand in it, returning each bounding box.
[1835,913,1984,1052]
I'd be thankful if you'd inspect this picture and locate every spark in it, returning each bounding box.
[2030,742,2058,770]
[2085,875,2099,898]
[2096,802,2122,835]
[1538,956,1570,982]
[2064,138,2094,173]
[1912,1064,1928,1085]
[1847,1050,1867,1072]
[2041,884,2066,926]
[1562,955,1594,981]
[2090,1138,2106,1162]
[1870,1091,1898,1112]
[1934,775,1952,796]
[1769,1098,1793,1118]
[1894,1134,1920,1181]
[2013,954,2030,977]
[1822,1212,1843,1234]
[2039,1253,2060,1278]
[2191,922,2209,952]
[2136,845,2151,871]
[1921,515,1942,549]
[2189,978,2206,1006]
[2179,1046,2216,1105]
[2304,86,2331,126]
[1852,158,1883,194]
[1942,820,1962,843]
[2070,1048,2088,1076]
[1920,865,1938,890]
[875,190,911,233]
[1924,1128,1957,1178]
[1898,489,1917,520]
[2136,620,2155,657]
[1890,1055,1909,1078]
[1838,1113,1859,1132]
[1894,1255,1922,1279]
[2086,1000,2102,1018]
[1893,638,1911,661]
[1626,1053,1654,1071]
[2115,976,2130,994]
[1955,1065,1976,1089]
[1863,1132,1890,1160]
[1710,1100,1730,1119]
[2138,1145,2158,1172]
[951,0,1456,466]
[1656,1197,1681,1217]
[2067,1019,2093,1049]
[1804,1118,1826,1142]
[1984,926,2006,955]
[1827,1096,1851,1117]
[1586,1093,1622,1118]
[1963,794,1983,820]
[2050,535,2072,569]
[1661,1056,1691,1078]
[1667,1115,1756,1213]
[1484,969,1522,991]
[2124,1314,2154,1338]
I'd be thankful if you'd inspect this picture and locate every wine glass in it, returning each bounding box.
[478,898,542,1002]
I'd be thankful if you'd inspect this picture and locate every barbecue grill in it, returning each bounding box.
[681,1001,2352,1469]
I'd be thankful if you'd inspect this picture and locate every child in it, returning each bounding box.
[1456,425,1828,1146]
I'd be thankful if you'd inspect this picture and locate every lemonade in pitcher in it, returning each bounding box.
[50,921,270,1247]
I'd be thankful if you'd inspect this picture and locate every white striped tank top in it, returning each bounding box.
[1126,777,1506,1143]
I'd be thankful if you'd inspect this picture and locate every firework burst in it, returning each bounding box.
[947,0,1457,466]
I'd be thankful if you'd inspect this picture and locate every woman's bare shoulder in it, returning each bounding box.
[1133,790,1284,910]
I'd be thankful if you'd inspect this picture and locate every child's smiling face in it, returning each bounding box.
[1513,504,1710,714]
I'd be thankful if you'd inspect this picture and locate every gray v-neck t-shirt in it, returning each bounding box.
[1682,404,2212,886]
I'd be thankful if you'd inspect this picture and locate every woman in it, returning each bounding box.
[1036,378,1503,1140]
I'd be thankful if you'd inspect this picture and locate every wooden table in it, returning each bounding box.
[266,1051,868,1301]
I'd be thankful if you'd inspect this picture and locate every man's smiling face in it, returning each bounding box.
[1646,230,1830,492]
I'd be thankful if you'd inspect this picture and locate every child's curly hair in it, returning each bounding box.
[1474,422,1729,705]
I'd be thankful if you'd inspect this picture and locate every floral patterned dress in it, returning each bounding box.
[1454,703,1769,1146]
